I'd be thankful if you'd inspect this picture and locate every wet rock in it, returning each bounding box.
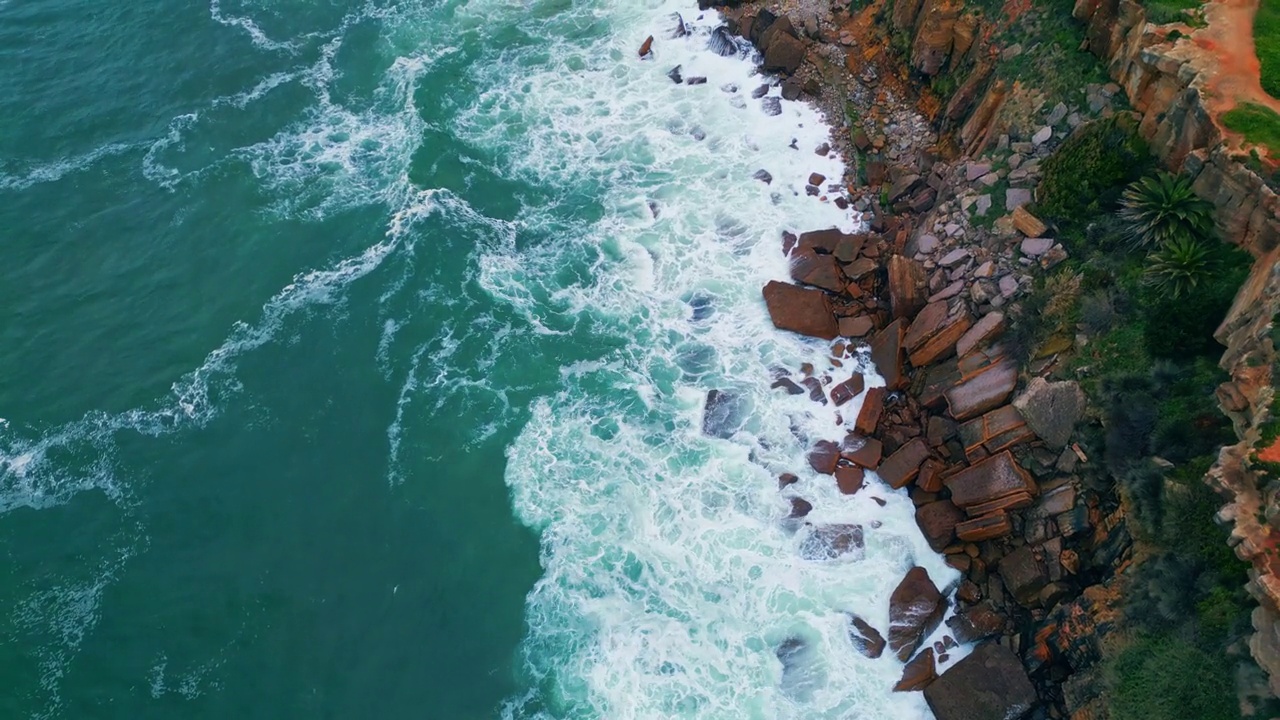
[842,436,883,468]
[667,65,683,83]
[924,643,1036,720]
[800,376,827,405]
[889,567,947,661]
[751,84,770,99]
[947,602,1006,642]
[781,78,802,100]
[916,500,965,551]
[789,248,846,293]
[1000,545,1050,606]
[838,315,874,338]
[894,648,937,692]
[762,281,838,339]
[830,374,866,406]
[639,35,654,57]
[808,172,826,186]
[835,464,866,494]
[788,496,813,518]
[702,389,744,438]
[778,472,799,488]
[686,76,707,85]
[761,96,782,116]
[801,523,865,560]
[771,377,804,395]
[754,169,773,184]
[763,32,806,74]
[855,387,886,435]
[904,301,973,367]
[871,319,908,390]
[878,438,931,489]
[797,228,843,254]
[1013,377,1085,449]
[808,439,841,474]
[849,615,887,658]
[708,26,738,56]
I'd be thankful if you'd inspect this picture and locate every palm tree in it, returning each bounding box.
[1143,235,1217,299]
[1118,171,1216,249]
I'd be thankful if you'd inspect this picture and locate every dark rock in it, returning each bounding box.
[842,436,883,468]
[708,26,739,56]
[686,76,707,85]
[771,377,804,395]
[667,66,683,84]
[754,169,773,184]
[888,173,922,203]
[945,451,1036,510]
[761,96,782,116]
[799,376,827,405]
[801,523,865,560]
[878,437,930,489]
[803,77,821,95]
[797,227,843,254]
[762,281,838,339]
[789,248,846,293]
[849,615,886,658]
[808,439,841,474]
[903,300,973,367]
[781,78,802,100]
[779,472,799,488]
[855,387,886,435]
[923,643,1037,720]
[916,500,965,551]
[833,234,865,262]
[894,648,937,691]
[815,142,830,156]
[702,389,743,438]
[887,256,927,322]
[671,12,687,38]
[947,602,1006,642]
[808,172,826,186]
[788,496,813,518]
[751,83,770,99]
[1000,545,1049,606]
[870,319,908,390]
[762,32,806,74]
[830,374,866,406]
[759,14,796,50]
[889,567,947,661]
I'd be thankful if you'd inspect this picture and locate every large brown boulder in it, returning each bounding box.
[870,319,908,389]
[762,281,838,339]
[904,300,973,368]
[945,451,1036,510]
[888,566,947,661]
[877,437,931,489]
[923,643,1037,720]
[789,248,847,293]
[916,500,965,551]
[887,255,927,321]
[894,647,937,691]
[763,32,806,74]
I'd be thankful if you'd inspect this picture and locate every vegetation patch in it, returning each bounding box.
[1222,103,1280,157]
[1258,0,1280,99]
[1035,115,1152,224]
[1141,0,1203,25]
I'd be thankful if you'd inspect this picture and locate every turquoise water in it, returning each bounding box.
[0,0,956,717]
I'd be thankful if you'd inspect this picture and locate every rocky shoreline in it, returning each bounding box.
[664,1,1140,716]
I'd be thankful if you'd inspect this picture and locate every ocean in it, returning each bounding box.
[0,0,955,717]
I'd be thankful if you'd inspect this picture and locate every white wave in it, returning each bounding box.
[209,0,299,53]
[0,142,143,192]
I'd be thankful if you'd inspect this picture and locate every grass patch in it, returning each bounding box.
[1143,0,1202,25]
[1105,635,1240,720]
[1258,0,1280,98]
[1222,103,1280,156]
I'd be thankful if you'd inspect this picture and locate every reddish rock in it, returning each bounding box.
[808,440,841,474]
[800,376,827,404]
[808,172,827,186]
[916,457,946,492]
[849,615,887,658]
[946,602,1007,642]
[878,437,930,489]
[923,643,1036,720]
[945,451,1036,510]
[1000,545,1049,606]
[842,436,883,468]
[763,31,806,74]
[833,234,866,262]
[957,405,1034,460]
[887,255,927,321]
[870,319,907,390]
[944,353,1018,420]
[789,248,846,293]
[855,387,886,435]
[830,374,866,406]
[802,523,865,560]
[888,567,947,661]
[782,231,798,255]
[955,512,1012,541]
[639,35,654,57]
[762,281,838,339]
[839,315,875,337]
[903,300,973,368]
[916,500,965,551]
[964,491,1034,517]
[894,648,937,692]
[797,228,843,254]
[788,497,813,518]
[778,473,799,488]
[955,311,1006,357]
[835,464,866,494]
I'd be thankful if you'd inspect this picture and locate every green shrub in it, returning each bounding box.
[1106,636,1239,720]
[1139,242,1251,358]
[1036,115,1153,227]
[1143,0,1202,25]
[1257,0,1280,99]
[1119,172,1216,249]
[1142,236,1217,299]
[1222,103,1280,157]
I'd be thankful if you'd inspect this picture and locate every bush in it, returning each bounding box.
[1080,289,1117,336]
[1142,236,1217,299]
[1120,172,1216,249]
[1257,0,1280,99]
[1106,636,1239,720]
[1139,242,1252,358]
[1036,115,1153,226]
[1222,103,1280,157]
[1119,460,1167,534]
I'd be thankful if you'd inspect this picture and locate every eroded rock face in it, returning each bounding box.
[889,566,947,661]
[923,643,1037,720]
[762,281,838,339]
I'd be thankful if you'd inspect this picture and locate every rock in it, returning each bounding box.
[796,227,843,254]
[965,163,991,182]
[957,404,1033,459]
[955,311,1005,357]
[762,281,838,339]
[1039,244,1068,269]
[808,172,826,187]
[754,169,773,184]
[1011,206,1046,237]
[889,567,947,661]
[998,275,1018,298]
[894,648,937,691]
[938,248,970,268]
[1047,102,1068,126]
[800,376,827,405]
[708,26,738,56]
[1020,237,1053,257]
[778,472,799,488]
[802,77,821,95]
[916,500,965,551]
[916,234,941,254]
[789,497,813,518]
[685,76,707,85]
[751,84,770,99]
[771,377,804,395]
[667,65,683,83]
[842,436,883,468]
[763,32,806,74]
[1012,377,1085,448]
[1000,545,1049,605]
[781,78,802,100]
[639,35,654,57]
[944,353,1017,420]
[878,438,931,489]
[849,615,887,658]
[789,248,846,293]
[702,389,743,438]
[835,464,866,494]
[830,374,866,406]
[904,301,973,367]
[888,173,923,203]
[815,142,830,156]
[855,387,886,435]
[929,280,965,303]
[1032,126,1052,146]
[1005,188,1032,211]
[923,643,1036,720]
[808,439,841,474]
[888,255,928,321]
[974,195,992,215]
[956,512,1012,541]
[800,523,865,560]
[839,315,874,337]
[945,451,1036,510]
[761,96,782,116]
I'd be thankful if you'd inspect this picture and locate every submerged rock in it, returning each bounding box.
[800,523,865,561]
[761,96,782,116]
[708,26,739,56]
[701,389,743,439]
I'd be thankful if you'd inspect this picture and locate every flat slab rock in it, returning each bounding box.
[762,281,838,339]
[945,451,1036,510]
[923,643,1037,720]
